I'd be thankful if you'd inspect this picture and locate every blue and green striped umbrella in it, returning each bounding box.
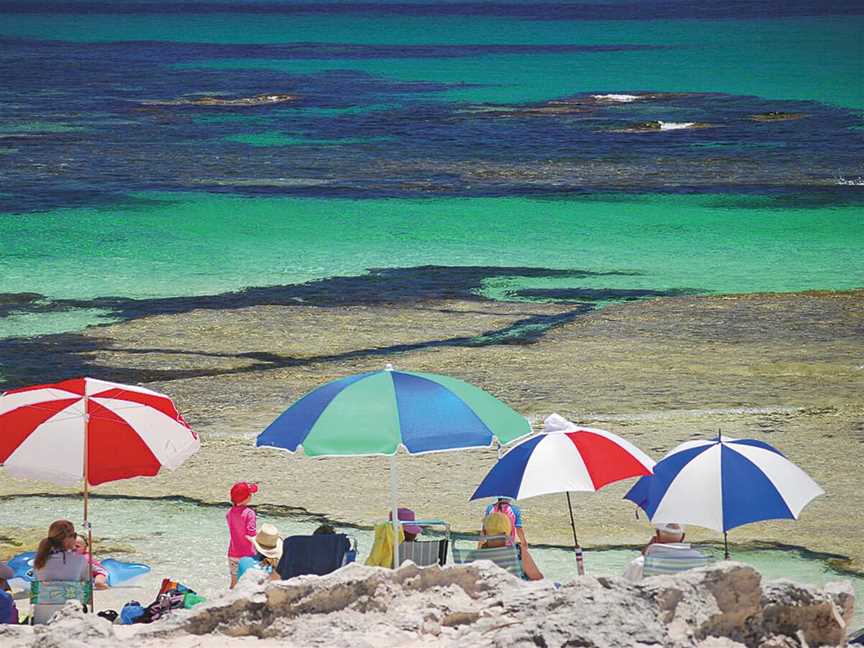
[256,365,530,456]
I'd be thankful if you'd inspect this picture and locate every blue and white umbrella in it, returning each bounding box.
[624,435,823,557]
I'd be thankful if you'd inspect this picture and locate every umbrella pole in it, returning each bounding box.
[724,531,729,560]
[389,453,400,570]
[83,394,94,613]
[565,492,585,576]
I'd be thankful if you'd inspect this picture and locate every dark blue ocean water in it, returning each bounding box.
[0,0,862,213]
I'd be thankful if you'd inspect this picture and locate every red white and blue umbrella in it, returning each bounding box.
[624,435,824,557]
[471,413,654,574]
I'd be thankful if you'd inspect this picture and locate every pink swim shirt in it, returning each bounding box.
[226,505,257,558]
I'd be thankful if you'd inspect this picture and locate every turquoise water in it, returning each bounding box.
[2,192,862,338]
[3,495,861,627]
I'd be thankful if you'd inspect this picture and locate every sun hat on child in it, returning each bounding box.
[389,507,422,536]
[249,523,283,559]
[230,481,259,505]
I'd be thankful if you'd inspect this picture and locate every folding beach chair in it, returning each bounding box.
[450,534,525,579]
[276,533,356,580]
[396,519,450,567]
[643,543,711,577]
[30,580,92,624]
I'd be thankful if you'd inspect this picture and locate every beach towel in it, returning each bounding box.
[277,534,352,580]
[365,523,405,568]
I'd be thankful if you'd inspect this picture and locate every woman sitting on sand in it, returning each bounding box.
[73,534,109,590]
[32,520,90,624]
[236,524,283,582]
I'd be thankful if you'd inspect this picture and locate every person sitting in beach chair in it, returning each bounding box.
[276,527,354,580]
[481,498,543,580]
[623,522,710,581]
[452,512,542,580]
[31,520,91,624]
[237,524,283,582]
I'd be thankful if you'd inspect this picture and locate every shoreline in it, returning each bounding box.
[2,491,861,579]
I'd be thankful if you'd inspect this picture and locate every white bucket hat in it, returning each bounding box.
[248,523,283,560]
[654,522,685,536]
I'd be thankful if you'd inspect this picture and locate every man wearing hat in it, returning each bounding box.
[623,522,706,581]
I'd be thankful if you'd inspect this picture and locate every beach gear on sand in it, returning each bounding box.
[0,377,198,611]
[120,579,204,624]
[366,522,405,568]
[396,520,451,567]
[7,551,150,587]
[30,579,93,624]
[257,363,530,569]
[471,413,654,575]
[624,435,824,558]
[277,533,353,579]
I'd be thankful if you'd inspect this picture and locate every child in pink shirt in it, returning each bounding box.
[227,481,258,588]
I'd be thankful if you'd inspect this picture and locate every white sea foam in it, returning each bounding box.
[658,121,696,130]
[592,93,641,103]
[835,176,864,186]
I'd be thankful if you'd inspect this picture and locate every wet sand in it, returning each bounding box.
[1,290,862,570]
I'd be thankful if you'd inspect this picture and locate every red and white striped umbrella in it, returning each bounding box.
[0,377,199,487]
[471,413,654,575]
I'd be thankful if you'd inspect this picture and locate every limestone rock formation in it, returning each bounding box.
[3,562,856,647]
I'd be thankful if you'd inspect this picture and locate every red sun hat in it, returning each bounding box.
[230,481,258,505]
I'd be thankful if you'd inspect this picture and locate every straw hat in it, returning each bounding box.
[248,523,283,560]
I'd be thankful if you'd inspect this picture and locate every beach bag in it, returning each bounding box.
[120,601,145,625]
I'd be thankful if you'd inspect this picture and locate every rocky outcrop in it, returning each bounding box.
[748,112,806,122]
[143,94,295,107]
[2,562,855,647]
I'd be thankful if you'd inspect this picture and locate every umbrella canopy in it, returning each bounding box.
[257,365,531,456]
[256,365,530,569]
[471,413,654,575]
[471,413,655,500]
[0,377,199,486]
[624,435,824,534]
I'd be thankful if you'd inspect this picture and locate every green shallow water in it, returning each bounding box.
[2,192,862,338]
[3,496,861,628]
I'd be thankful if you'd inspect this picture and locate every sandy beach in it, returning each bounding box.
[2,289,861,572]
